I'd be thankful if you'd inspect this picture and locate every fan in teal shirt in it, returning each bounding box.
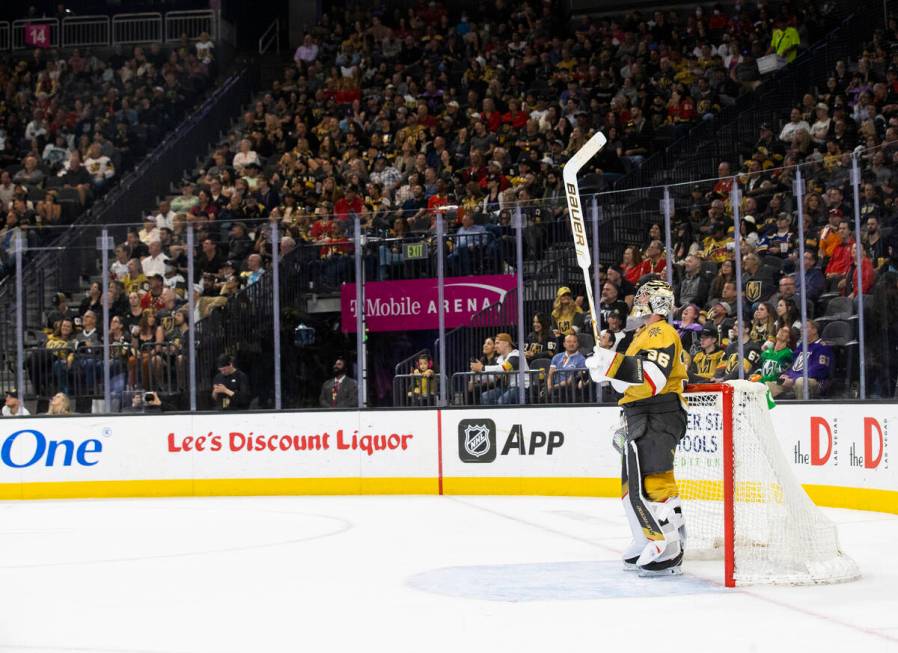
[753,326,794,383]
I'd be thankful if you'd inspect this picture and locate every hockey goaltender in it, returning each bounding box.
[586,279,689,577]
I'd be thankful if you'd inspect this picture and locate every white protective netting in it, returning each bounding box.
[676,380,860,585]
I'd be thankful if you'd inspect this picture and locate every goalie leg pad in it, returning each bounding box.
[634,496,685,569]
[641,472,687,548]
[625,440,665,542]
[621,493,649,570]
[621,455,648,571]
[625,440,685,572]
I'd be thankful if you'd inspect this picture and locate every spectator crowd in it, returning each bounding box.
[0,39,213,278]
[593,20,898,401]
[398,6,898,405]
[3,37,216,412]
[13,0,898,413]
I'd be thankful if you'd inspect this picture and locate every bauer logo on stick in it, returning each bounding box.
[458,419,496,463]
[565,182,587,249]
[562,130,606,342]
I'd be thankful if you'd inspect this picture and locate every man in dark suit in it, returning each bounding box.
[319,357,358,408]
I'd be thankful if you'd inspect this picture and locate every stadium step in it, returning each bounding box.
[258,52,291,87]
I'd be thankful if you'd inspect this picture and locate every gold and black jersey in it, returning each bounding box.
[688,347,725,383]
[716,341,762,380]
[604,319,689,406]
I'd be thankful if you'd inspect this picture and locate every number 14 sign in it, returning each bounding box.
[24,24,51,48]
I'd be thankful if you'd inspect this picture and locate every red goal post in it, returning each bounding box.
[684,383,735,586]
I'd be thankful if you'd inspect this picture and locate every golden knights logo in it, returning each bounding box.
[745,280,762,303]
[458,419,497,463]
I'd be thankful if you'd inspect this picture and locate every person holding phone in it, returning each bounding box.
[130,391,164,413]
[212,354,251,410]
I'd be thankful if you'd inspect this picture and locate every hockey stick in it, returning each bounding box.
[563,130,607,343]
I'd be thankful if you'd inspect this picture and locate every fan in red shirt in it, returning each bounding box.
[631,240,667,280]
[501,99,528,130]
[620,246,644,286]
[334,188,363,220]
[310,211,335,240]
[461,152,488,184]
[319,221,354,258]
[479,161,511,192]
[679,95,696,121]
[825,220,855,279]
[417,2,446,26]
[416,103,438,129]
[711,162,733,197]
[481,98,502,132]
[840,243,876,297]
[707,6,731,33]
[426,180,452,223]
[667,90,696,123]
[140,274,167,311]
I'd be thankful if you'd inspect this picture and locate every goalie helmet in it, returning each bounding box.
[631,278,675,319]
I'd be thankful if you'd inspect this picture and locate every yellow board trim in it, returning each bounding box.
[802,484,898,515]
[0,477,439,501]
[442,477,620,497]
[443,477,898,515]
[0,477,894,515]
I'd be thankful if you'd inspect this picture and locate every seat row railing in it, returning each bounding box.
[0,10,218,51]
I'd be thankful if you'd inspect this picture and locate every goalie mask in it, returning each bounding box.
[628,279,675,328]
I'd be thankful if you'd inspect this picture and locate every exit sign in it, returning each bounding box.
[403,241,428,260]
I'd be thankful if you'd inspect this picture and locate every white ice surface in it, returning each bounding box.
[0,495,894,653]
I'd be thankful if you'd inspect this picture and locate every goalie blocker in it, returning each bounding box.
[587,279,690,577]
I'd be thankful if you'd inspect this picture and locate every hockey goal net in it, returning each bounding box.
[678,380,859,586]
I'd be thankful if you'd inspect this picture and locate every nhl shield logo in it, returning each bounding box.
[458,418,497,463]
[464,424,491,457]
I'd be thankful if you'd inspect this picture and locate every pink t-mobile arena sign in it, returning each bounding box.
[341,275,517,332]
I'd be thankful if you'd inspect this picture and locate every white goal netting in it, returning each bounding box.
[677,380,860,585]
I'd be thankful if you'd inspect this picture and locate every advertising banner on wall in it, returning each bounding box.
[0,399,893,510]
[776,404,891,492]
[438,406,622,496]
[0,411,440,498]
[441,407,616,475]
[437,402,897,508]
[340,274,517,332]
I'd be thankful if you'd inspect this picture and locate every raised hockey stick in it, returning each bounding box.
[563,131,607,343]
